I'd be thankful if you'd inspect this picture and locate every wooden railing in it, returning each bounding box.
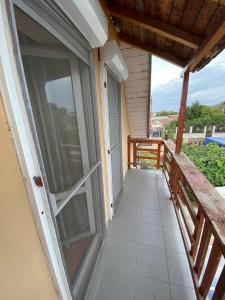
[163,140,225,300]
[127,135,163,169]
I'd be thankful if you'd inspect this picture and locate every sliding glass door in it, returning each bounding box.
[12,5,103,294]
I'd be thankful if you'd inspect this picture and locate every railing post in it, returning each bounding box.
[128,135,131,169]
[175,71,190,154]
[156,142,161,169]
[133,142,137,167]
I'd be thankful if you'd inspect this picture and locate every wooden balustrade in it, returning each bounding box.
[127,135,163,169]
[163,140,225,300]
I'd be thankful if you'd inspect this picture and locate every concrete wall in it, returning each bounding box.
[0,92,58,300]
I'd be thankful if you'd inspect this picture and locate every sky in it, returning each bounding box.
[151,57,182,90]
[151,50,225,112]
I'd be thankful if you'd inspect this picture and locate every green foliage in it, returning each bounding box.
[182,143,225,187]
[164,120,177,140]
[185,101,203,120]
[185,101,225,126]
[163,101,225,134]
[156,110,177,116]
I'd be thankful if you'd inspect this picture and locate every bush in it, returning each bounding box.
[182,143,225,187]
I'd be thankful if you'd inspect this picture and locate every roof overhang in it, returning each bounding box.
[102,0,225,72]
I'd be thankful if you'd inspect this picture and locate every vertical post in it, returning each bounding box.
[175,71,190,154]
[128,135,131,169]
[133,142,137,168]
[156,142,161,169]
[147,55,152,138]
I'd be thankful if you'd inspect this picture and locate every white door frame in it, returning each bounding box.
[21,46,96,238]
[100,62,114,219]
[0,2,72,299]
[0,1,102,298]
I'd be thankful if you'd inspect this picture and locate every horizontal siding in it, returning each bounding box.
[121,42,150,137]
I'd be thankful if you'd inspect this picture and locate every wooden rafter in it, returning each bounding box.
[108,3,203,49]
[119,33,186,68]
[184,14,225,72]
[210,0,225,4]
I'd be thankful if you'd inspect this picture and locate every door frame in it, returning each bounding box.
[107,70,123,209]
[21,47,96,235]
[100,62,123,218]
[0,1,105,299]
[100,62,114,219]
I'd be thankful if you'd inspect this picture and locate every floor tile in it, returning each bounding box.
[123,193,143,207]
[140,208,162,226]
[161,211,179,230]
[94,264,134,300]
[157,180,171,199]
[171,284,197,300]
[163,227,185,253]
[159,198,175,213]
[123,193,159,210]
[118,204,141,222]
[139,223,165,248]
[140,195,160,210]
[108,218,139,242]
[86,170,196,300]
[136,244,169,282]
[134,274,171,300]
[101,237,138,273]
[167,251,194,288]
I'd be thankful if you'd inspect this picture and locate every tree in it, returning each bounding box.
[185,101,203,120]
[162,101,225,138]
[156,110,178,116]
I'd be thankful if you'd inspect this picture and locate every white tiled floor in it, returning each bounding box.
[86,169,197,300]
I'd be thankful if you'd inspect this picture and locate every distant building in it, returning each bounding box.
[151,114,178,137]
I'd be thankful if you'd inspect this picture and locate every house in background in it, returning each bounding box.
[0,1,225,300]
[152,114,178,137]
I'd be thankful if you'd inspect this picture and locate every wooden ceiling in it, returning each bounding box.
[105,0,225,72]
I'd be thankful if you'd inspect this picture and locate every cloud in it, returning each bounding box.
[152,50,225,112]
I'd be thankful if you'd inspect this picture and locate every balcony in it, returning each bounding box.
[86,138,225,300]
[86,168,195,300]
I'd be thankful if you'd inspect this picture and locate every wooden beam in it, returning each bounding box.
[175,71,190,154]
[183,14,225,73]
[108,3,202,49]
[210,0,225,4]
[119,33,186,68]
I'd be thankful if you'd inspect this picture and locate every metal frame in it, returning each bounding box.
[100,62,123,217]
[107,69,123,209]
[100,62,114,218]
[1,0,105,298]
[14,0,90,64]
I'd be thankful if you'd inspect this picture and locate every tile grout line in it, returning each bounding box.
[156,171,173,300]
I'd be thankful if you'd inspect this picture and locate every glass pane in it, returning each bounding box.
[14,7,95,285]
[56,193,94,283]
[22,56,84,197]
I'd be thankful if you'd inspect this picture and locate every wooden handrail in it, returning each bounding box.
[127,135,163,169]
[163,140,225,300]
